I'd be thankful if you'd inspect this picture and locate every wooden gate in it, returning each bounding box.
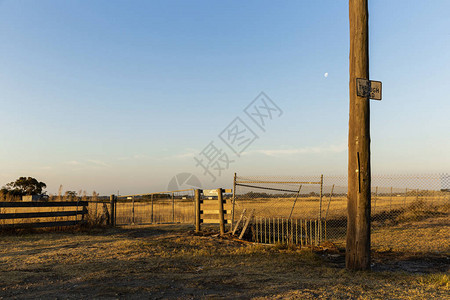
[195,188,232,235]
[0,201,88,230]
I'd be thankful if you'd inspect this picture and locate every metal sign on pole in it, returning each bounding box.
[356,78,382,100]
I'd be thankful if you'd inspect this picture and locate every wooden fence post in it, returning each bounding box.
[110,195,115,226]
[217,188,225,235]
[195,189,201,232]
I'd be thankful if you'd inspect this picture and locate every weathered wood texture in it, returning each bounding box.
[217,188,225,235]
[201,219,232,224]
[195,189,201,232]
[200,199,227,205]
[110,195,116,226]
[0,201,88,230]
[232,208,246,235]
[239,209,255,240]
[0,209,87,220]
[347,0,371,270]
[0,201,88,207]
[197,189,232,229]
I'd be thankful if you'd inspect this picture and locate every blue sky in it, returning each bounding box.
[0,1,449,194]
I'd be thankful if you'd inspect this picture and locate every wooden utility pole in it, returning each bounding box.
[347,0,371,270]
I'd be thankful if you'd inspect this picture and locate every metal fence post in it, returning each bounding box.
[151,194,154,223]
[132,196,135,224]
[373,186,378,214]
[390,187,393,211]
[171,192,175,223]
[195,189,201,232]
[319,174,323,220]
[325,184,335,220]
[114,196,117,225]
[217,188,225,236]
[404,188,407,207]
[231,173,237,232]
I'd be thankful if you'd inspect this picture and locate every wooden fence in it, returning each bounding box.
[0,201,88,230]
[195,188,232,235]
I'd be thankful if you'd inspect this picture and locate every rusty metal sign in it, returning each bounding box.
[356,78,382,100]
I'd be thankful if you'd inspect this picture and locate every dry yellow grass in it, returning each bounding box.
[234,195,448,219]
[0,225,448,299]
[107,195,448,229]
[114,200,195,225]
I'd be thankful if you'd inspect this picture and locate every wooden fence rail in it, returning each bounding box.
[0,201,88,230]
[195,188,232,235]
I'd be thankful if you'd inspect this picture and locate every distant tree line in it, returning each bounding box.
[0,177,47,201]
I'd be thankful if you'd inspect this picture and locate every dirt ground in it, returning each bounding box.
[0,225,448,299]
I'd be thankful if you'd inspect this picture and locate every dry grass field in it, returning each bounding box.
[234,195,448,219]
[2,195,446,229]
[0,224,448,299]
[114,200,196,225]
[1,193,448,298]
[106,195,449,226]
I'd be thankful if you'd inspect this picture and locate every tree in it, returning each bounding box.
[64,191,78,201]
[4,177,47,196]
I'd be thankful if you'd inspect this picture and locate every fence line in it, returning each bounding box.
[250,217,325,246]
[232,173,449,251]
[0,201,88,230]
[113,189,196,226]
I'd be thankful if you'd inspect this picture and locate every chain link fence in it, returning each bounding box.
[233,174,450,252]
[115,189,195,225]
[233,175,326,246]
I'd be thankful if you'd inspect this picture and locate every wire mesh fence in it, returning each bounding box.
[233,173,450,252]
[115,189,195,225]
[233,175,326,246]
[86,200,112,225]
[250,217,326,247]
